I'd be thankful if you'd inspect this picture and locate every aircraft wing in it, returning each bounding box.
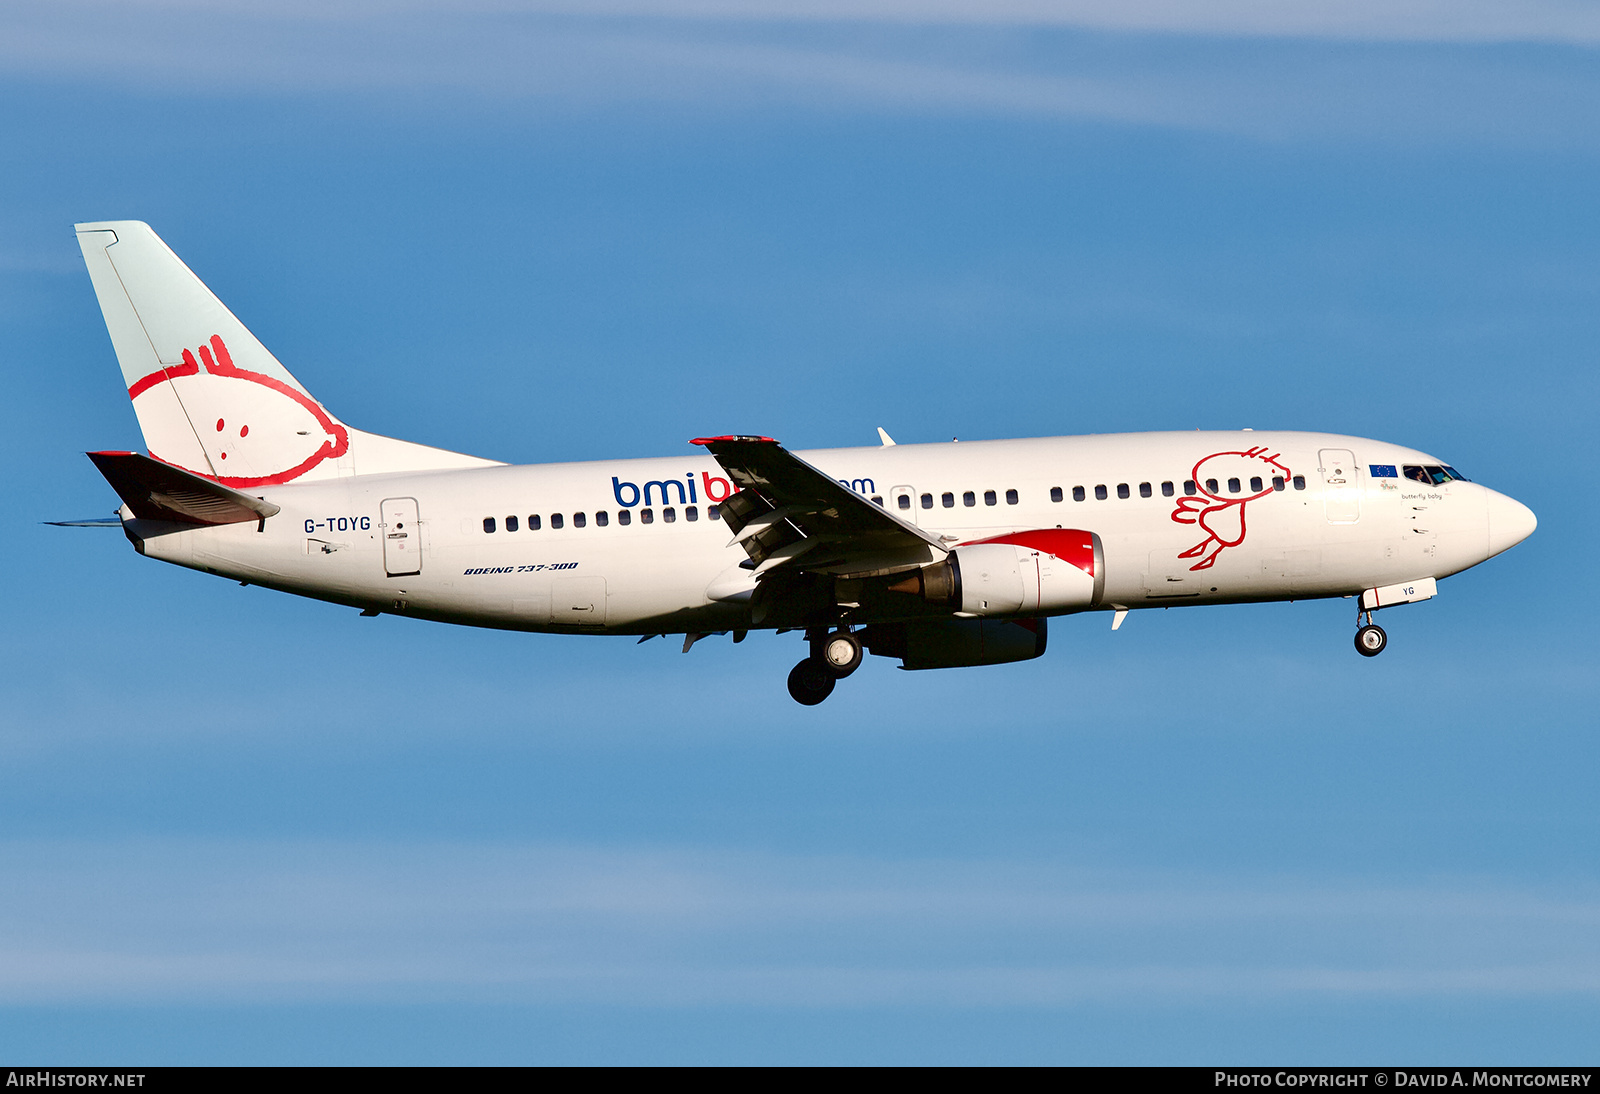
[87,451,282,526]
[692,435,946,578]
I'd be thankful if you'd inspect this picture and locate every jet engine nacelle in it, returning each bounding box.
[861,618,1048,670]
[889,529,1104,617]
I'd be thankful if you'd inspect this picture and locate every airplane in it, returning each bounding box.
[60,221,1537,705]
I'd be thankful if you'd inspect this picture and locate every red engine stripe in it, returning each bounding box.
[966,529,1095,576]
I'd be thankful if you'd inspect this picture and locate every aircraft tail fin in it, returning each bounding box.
[74,221,500,488]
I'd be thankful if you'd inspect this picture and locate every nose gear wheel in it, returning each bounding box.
[1355,623,1387,657]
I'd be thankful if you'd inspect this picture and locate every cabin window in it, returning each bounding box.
[1006,489,1019,505]
[1205,478,1219,495]
[618,510,631,526]
[1073,486,1086,502]
[551,513,564,529]
[942,492,955,508]
[596,511,609,527]
[871,495,883,506]
[921,493,933,509]
[708,505,721,520]
[1271,477,1284,492]
[641,509,654,524]
[1292,476,1306,491]
[1228,478,1241,494]
[1184,480,1197,496]
[505,515,519,532]
[663,507,676,523]
[1250,476,1263,493]
[984,490,997,506]
[963,491,976,507]
[573,512,587,528]
[1139,482,1152,498]
[528,514,542,530]
[1161,481,1175,497]
[483,517,496,533]
[686,506,699,522]
[1094,485,1108,501]
[897,494,911,510]
[1050,487,1063,503]
[1116,483,1130,499]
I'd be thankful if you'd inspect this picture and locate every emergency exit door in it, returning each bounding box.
[381,497,421,576]
[889,485,919,525]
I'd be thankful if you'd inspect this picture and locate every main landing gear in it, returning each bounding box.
[786,628,863,706]
[787,659,835,705]
[1354,606,1387,658]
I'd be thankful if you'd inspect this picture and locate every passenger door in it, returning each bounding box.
[380,497,421,576]
[1318,449,1361,524]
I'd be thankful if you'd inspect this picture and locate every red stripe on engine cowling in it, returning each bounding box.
[966,529,1096,576]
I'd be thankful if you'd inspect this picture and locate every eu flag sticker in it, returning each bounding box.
[1370,464,1398,478]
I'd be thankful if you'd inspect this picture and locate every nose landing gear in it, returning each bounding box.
[1354,607,1387,657]
[786,628,863,705]
[1355,623,1388,656]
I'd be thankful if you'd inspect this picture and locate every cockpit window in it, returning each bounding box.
[1405,464,1467,486]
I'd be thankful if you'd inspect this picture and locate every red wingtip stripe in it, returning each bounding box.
[690,435,778,446]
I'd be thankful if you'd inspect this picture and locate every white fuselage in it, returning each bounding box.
[121,430,1530,634]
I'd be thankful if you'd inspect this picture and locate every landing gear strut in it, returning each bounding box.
[786,628,863,705]
[1354,607,1387,658]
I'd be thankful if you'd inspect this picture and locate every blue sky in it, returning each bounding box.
[2,0,1596,1064]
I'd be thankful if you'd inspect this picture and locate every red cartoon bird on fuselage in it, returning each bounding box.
[1171,446,1292,570]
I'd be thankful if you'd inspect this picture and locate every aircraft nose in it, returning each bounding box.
[1485,488,1537,558]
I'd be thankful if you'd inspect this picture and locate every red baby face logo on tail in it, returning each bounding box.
[127,335,348,487]
[1170,446,1291,570]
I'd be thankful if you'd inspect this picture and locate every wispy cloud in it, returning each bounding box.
[3,839,1598,1004]
[25,1,1600,46]
[1,2,1599,146]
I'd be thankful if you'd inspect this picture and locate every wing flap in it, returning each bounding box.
[693,436,944,576]
[86,451,282,526]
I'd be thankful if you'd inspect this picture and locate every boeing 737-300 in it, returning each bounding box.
[61,221,1537,704]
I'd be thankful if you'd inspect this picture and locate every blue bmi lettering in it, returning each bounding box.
[644,479,687,506]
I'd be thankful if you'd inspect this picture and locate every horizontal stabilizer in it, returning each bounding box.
[86,451,282,526]
[44,517,123,527]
